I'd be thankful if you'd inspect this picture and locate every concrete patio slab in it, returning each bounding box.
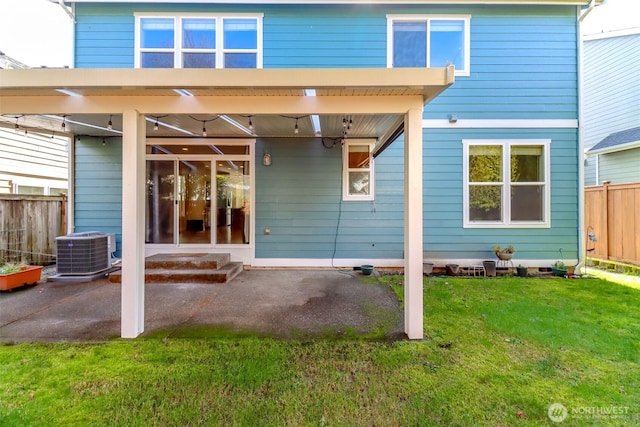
[0,269,403,342]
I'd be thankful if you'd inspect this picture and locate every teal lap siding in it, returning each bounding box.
[74,137,123,256]
[422,128,579,262]
[255,138,404,260]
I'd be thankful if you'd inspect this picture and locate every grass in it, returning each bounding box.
[1,276,639,426]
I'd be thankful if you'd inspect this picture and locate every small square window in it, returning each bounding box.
[343,140,375,201]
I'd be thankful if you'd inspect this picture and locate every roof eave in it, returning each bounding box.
[587,140,640,156]
[0,67,455,105]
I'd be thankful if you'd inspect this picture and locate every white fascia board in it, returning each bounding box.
[65,0,599,5]
[586,140,640,157]
[583,27,640,41]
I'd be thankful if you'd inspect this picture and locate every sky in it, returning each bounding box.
[0,0,638,68]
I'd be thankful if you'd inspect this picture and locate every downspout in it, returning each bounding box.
[49,0,75,22]
[67,136,75,234]
[575,0,599,273]
[579,0,598,23]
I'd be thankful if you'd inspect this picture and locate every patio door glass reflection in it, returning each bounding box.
[178,160,211,244]
[216,160,250,244]
[146,147,252,247]
[146,160,175,243]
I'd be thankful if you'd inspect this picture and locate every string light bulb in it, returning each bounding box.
[107,115,113,131]
[249,117,254,131]
[154,119,159,131]
[61,115,67,131]
[202,124,207,137]
[294,118,299,134]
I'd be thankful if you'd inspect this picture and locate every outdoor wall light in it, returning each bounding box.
[263,151,272,166]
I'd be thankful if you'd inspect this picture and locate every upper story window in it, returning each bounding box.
[387,15,470,76]
[343,139,375,201]
[135,14,263,68]
[463,140,551,228]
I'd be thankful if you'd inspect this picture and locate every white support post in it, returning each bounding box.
[404,108,424,340]
[121,110,146,338]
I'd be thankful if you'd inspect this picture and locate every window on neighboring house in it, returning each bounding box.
[387,15,470,76]
[17,185,44,195]
[463,140,551,228]
[343,139,375,201]
[136,14,262,68]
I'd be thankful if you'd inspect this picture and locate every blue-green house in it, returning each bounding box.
[0,0,599,338]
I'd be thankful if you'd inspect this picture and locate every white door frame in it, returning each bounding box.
[144,138,255,265]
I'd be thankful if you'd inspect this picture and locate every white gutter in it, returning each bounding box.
[575,0,601,273]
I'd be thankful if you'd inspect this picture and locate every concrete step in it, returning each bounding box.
[109,261,243,284]
[144,253,230,270]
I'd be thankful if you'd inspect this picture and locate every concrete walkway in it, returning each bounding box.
[0,269,403,342]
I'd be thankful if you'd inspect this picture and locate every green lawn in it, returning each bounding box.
[1,276,638,426]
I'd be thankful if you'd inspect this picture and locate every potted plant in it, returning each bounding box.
[0,263,43,291]
[516,264,528,277]
[551,261,567,277]
[493,245,515,261]
[482,260,497,277]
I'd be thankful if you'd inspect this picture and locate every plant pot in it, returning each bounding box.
[552,267,567,277]
[361,265,374,276]
[496,252,513,261]
[423,262,434,276]
[482,260,497,277]
[445,264,459,276]
[0,265,42,291]
[516,266,528,277]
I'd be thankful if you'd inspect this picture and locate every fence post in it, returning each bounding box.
[59,194,67,236]
[602,181,609,260]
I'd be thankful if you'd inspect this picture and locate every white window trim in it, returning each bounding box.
[387,14,471,77]
[343,138,376,202]
[462,139,551,228]
[134,12,264,69]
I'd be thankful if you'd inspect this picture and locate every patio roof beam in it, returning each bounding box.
[0,95,426,116]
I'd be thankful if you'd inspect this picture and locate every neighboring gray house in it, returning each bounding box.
[583,28,640,186]
[0,52,69,195]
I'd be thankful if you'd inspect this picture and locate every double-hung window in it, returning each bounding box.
[343,139,375,201]
[136,14,262,68]
[463,140,551,228]
[387,15,470,76]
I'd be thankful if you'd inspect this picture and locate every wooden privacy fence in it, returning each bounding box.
[0,194,67,265]
[584,182,640,266]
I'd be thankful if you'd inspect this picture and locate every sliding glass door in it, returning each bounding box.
[145,140,253,255]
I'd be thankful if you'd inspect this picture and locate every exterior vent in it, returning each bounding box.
[56,231,112,275]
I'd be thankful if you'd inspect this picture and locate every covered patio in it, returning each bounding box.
[0,66,455,339]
